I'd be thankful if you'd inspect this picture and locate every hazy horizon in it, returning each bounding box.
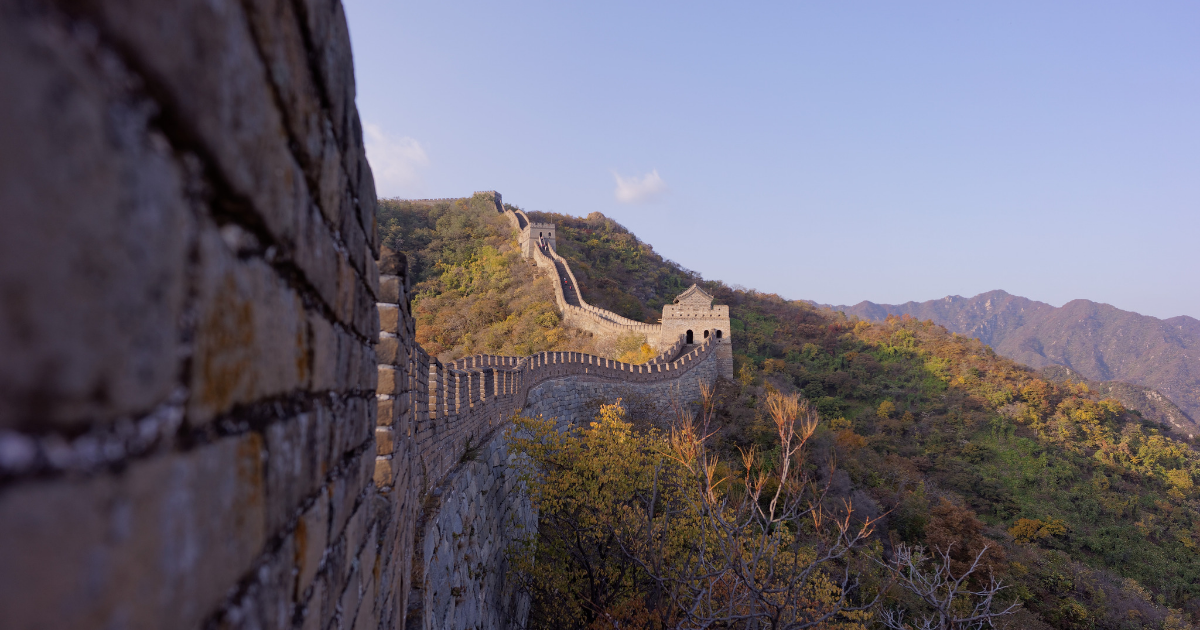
[345,1,1200,320]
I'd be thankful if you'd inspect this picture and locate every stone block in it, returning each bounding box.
[317,2,356,152]
[339,568,363,630]
[0,434,265,630]
[294,488,330,602]
[374,456,394,488]
[293,200,342,316]
[376,334,399,365]
[298,573,325,630]
[309,312,338,393]
[354,171,379,262]
[330,397,371,461]
[73,0,309,252]
[264,411,331,534]
[189,225,310,424]
[355,279,381,340]
[376,396,396,428]
[377,366,400,396]
[376,427,395,456]
[379,275,402,305]
[344,498,370,567]
[340,196,369,280]
[317,122,347,226]
[0,11,188,429]
[241,0,325,172]
[209,530,296,630]
[366,240,381,295]
[328,446,371,541]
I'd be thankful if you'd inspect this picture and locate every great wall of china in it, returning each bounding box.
[0,2,733,629]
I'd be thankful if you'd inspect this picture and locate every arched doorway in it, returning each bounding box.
[715,330,722,339]
[703,330,710,339]
[686,329,693,344]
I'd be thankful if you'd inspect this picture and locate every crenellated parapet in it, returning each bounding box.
[373,259,725,628]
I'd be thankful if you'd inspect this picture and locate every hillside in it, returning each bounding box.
[1041,365,1199,438]
[830,290,1200,425]
[393,201,1200,628]
[522,209,702,323]
[376,196,597,360]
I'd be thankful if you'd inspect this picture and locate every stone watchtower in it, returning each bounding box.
[519,221,556,258]
[659,284,734,379]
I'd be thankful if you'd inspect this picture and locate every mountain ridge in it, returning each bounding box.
[827,290,1200,425]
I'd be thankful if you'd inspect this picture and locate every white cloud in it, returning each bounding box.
[612,169,667,204]
[363,123,429,198]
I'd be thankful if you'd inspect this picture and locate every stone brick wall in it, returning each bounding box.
[0,0,384,629]
[1,2,732,626]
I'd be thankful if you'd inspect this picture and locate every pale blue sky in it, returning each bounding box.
[344,1,1199,320]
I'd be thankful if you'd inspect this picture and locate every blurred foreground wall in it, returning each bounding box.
[0,0,396,627]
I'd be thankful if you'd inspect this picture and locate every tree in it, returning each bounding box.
[880,544,1020,630]
[507,403,683,629]
[629,386,885,629]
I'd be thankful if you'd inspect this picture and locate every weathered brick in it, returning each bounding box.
[376,366,399,396]
[72,0,313,251]
[241,0,326,173]
[316,2,356,152]
[265,411,332,534]
[355,147,379,258]
[329,396,371,461]
[338,561,362,630]
[329,452,367,540]
[295,488,330,601]
[376,335,399,365]
[376,396,396,428]
[374,457,394,488]
[309,311,338,392]
[0,434,265,630]
[366,241,381,296]
[379,275,401,305]
[210,531,296,630]
[293,200,342,316]
[375,427,395,456]
[0,11,188,429]
[301,572,328,630]
[189,225,310,424]
[317,123,348,226]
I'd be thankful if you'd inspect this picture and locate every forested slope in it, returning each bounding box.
[377,195,596,361]
[389,200,1200,627]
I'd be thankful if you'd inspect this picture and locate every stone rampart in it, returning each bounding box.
[530,237,667,345]
[1,1,387,630]
[1,3,730,628]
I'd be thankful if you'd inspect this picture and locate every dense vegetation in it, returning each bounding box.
[522,208,701,323]
[377,195,595,360]
[392,200,1200,628]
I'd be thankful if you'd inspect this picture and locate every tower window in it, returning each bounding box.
[686,329,694,344]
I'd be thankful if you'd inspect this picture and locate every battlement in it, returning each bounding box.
[526,232,734,378]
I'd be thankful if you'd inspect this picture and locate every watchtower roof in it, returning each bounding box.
[673,284,713,306]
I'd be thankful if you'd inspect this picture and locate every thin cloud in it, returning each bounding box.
[363,123,429,198]
[613,169,667,204]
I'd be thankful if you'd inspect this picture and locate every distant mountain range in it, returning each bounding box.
[827,290,1200,430]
